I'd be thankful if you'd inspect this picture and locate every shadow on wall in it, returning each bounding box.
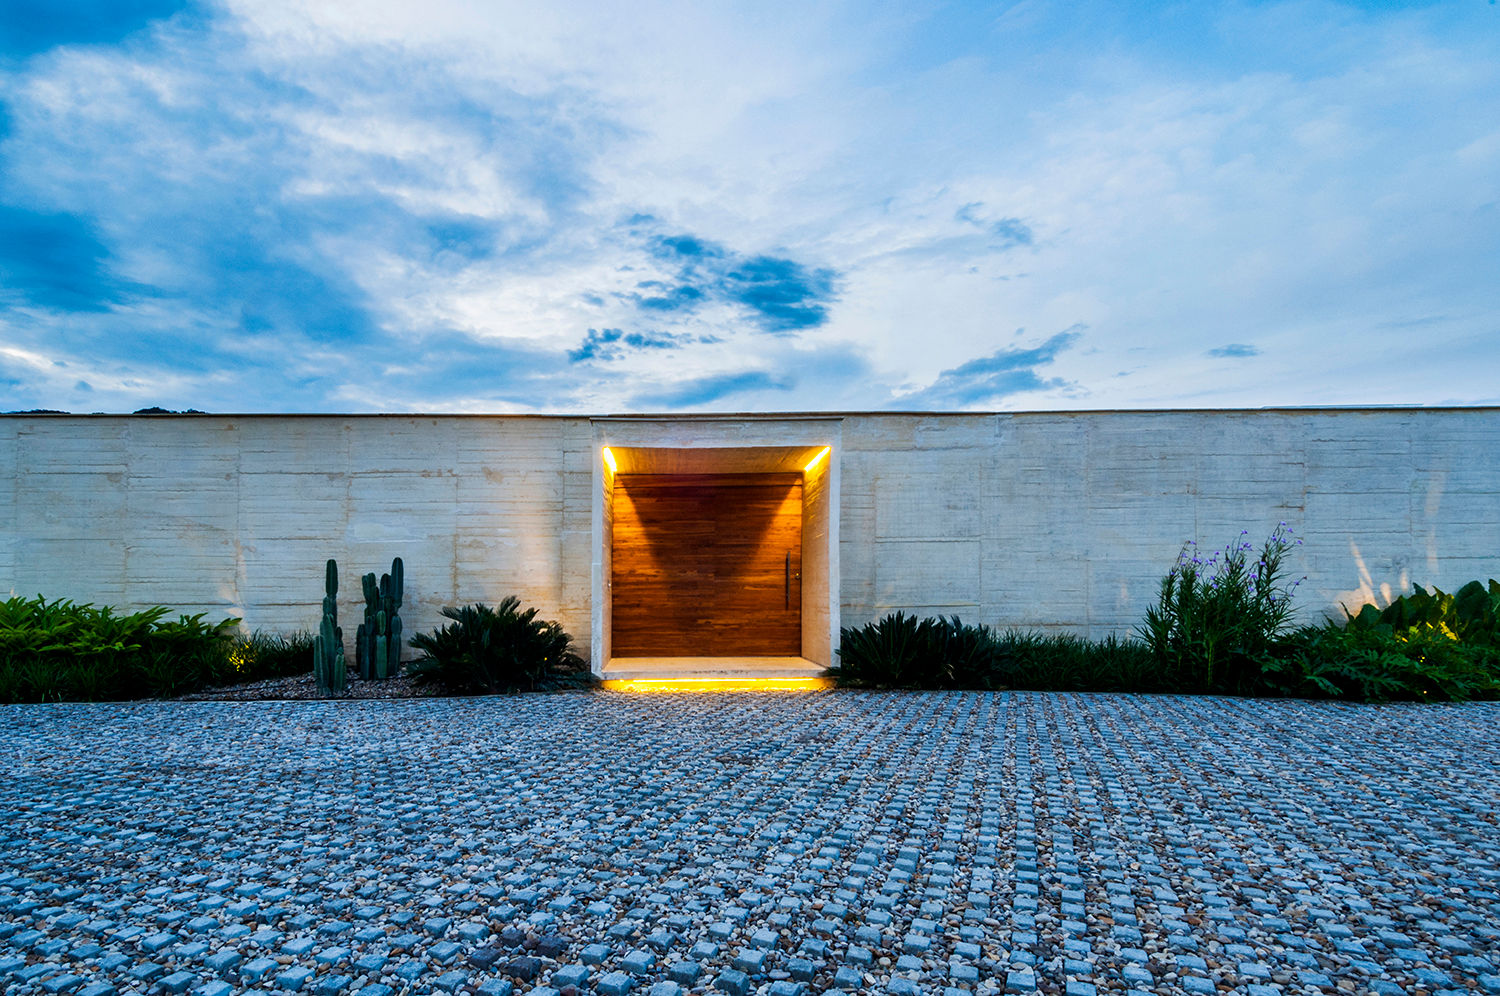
[1109,526,1461,633]
[1338,540,1412,615]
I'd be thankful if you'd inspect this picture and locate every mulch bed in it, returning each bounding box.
[176,672,438,701]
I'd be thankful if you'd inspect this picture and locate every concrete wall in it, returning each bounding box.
[1,415,595,653]
[3,409,1498,662]
[838,408,1500,634]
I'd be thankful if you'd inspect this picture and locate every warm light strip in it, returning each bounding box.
[601,677,833,693]
[601,446,617,473]
[804,446,831,472]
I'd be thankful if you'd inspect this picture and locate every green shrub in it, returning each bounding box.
[225,631,315,685]
[1264,623,1500,702]
[1342,579,1500,648]
[0,595,239,702]
[1138,524,1302,694]
[407,598,588,694]
[833,611,923,687]
[833,613,1000,688]
[991,630,1163,692]
[834,615,1161,691]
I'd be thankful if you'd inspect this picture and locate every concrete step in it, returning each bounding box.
[600,656,829,681]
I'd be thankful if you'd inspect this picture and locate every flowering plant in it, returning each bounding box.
[1138,523,1304,694]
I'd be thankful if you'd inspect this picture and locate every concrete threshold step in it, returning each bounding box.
[601,656,828,681]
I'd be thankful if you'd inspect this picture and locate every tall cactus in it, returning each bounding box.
[312,558,346,694]
[355,556,404,679]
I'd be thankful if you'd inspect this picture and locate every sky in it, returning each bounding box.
[0,0,1497,414]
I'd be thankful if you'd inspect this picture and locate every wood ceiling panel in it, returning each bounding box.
[608,446,826,475]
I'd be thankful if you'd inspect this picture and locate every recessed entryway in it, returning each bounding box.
[588,421,842,679]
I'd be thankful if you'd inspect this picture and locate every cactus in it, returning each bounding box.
[312,558,346,694]
[356,556,404,679]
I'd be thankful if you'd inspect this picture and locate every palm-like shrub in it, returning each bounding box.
[834,611,926,687]
[406,598,587,693]
[834,613,999,688]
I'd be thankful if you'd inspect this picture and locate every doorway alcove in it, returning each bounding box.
[589,419,841,680]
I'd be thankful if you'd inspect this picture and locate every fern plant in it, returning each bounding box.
[0,596,238,702]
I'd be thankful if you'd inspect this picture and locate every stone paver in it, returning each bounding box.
[1,692,1498,995]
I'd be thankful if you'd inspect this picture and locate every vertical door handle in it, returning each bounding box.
[785,551,790,609]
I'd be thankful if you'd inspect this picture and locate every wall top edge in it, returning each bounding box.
[589,414,846,423]
[3,405,1498,420]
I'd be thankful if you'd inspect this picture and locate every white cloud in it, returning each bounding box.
[2,0,1498,412]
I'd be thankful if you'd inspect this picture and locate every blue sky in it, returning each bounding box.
[1,0,1497,413]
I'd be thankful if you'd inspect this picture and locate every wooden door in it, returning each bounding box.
[612,473,802,656]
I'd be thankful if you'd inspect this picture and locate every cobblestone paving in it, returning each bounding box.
[3,692,1499,996]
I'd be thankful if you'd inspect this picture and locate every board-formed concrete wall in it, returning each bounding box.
[3,409,1497,662]
[0,415,596,653]
[837,409,1500,635]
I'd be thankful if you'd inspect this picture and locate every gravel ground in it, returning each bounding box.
[176,674,436,701]
[2,692,1498,996]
